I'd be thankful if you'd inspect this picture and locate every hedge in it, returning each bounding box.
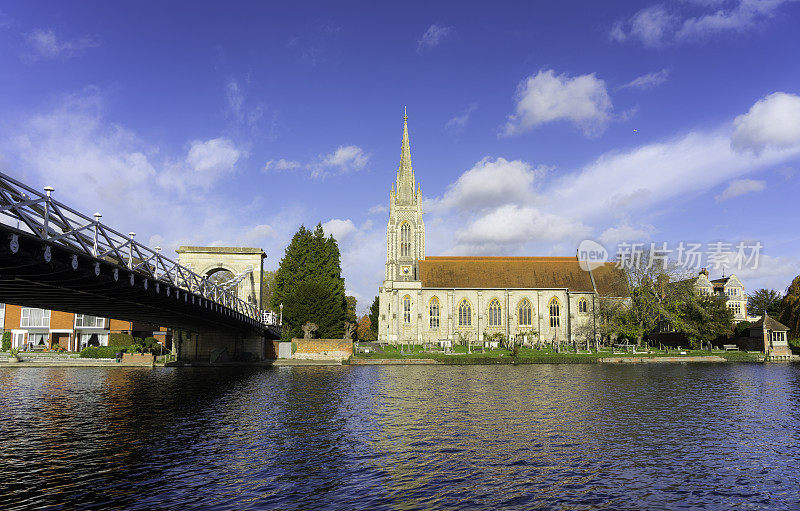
[80,346,123,359]
[109,333,135,347]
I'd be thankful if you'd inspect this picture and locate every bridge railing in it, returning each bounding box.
[0,171,261,322]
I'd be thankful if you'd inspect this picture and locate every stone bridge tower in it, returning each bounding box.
[176,246,266,309]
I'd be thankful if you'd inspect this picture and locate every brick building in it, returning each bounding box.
[1,303,169,351]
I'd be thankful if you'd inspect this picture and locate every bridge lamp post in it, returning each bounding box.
[93,212,102,257]
[128,232,135,269]
[154,246,161,278]
[279,303,283,326]
[43,186,54,238]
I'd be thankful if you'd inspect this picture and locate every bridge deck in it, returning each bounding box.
[1,224,279,338]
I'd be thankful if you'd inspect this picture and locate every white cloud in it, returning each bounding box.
[599,222,655,245]
[262,145,370,179]
[226,80,244,116]
[243,224,276,243]
[444,103,477,134]
[0,88,294,264]
[630,4,678,46]
[731,92,800,153]
[186,138,241,174]
[24,28,98,60]
[264,158,301,171]
[677,0,795,41]
[417,24,452,51]
[503,69,612,138]
[612,1,795,46]
[368,204,388,215]
[715,178,766,202]
[433,157,540,212]
[322,218,357,241]
[454,204,589,248]
[619,69,670,90]
[312,145,368,178]
[426,92,800,258]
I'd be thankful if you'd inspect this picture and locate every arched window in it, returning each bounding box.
[488,299,502,327]
[403,295,411,324]
[518,299,532,327]
[549,298,560,328]
[578,297,588,313]
[429,296,440,329]
[400,223,411,257]
[458,299,472,327]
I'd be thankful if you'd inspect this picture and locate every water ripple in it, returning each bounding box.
[0,364,799,509]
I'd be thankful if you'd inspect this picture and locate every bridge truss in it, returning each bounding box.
[0,171,270,331]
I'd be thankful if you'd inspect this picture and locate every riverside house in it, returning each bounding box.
[1,303,169,352]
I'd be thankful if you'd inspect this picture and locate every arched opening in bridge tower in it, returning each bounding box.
[206,268,237,295]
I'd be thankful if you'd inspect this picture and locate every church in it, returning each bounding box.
[378,112,627,345]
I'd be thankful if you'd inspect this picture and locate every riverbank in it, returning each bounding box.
[3,348,794,367]
[350,345,779,364]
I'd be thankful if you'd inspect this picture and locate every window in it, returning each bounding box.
[578,298,588,313]
[429,297,440,329]
[400,223,411,257]
[518,299,532,327]
[458,299,472,327]
[21,308,50,328]
[488,299,502,327]
[549,298,560,328]
[403,295,411,324]
[75,314,106,328]
[728,302,742,315]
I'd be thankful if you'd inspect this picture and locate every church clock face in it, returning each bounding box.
[401,265,411,276]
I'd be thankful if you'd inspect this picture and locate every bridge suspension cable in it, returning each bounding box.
[0,171,262,322]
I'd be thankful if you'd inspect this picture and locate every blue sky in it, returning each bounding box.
[1,0,799,313]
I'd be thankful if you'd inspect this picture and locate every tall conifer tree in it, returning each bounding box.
[272,223,347,339]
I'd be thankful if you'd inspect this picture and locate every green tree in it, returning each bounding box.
[748,288,782,317]
[779,275,800,337]
[345,296,358,325]
[272,224,347,339]
[369,296,379,339]
[261,270,276,310]
[678,294,734,348]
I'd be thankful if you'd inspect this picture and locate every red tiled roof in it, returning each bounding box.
[417,256,627,296]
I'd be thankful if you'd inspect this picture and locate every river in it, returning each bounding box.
[1,364,799,510]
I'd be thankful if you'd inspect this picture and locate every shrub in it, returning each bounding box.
[80,346,123,359]
[2,332,11,351]
[109,333,135,346]
[734,321,752,337]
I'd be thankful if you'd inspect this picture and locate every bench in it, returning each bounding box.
[723,344,739,351]
[355,345,371,354]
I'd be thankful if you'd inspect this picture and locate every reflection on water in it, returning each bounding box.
[0,364,799,510]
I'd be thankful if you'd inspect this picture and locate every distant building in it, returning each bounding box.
[1,303,169,351]
[694,269,748,322]
[377,112,627,345]
[748,314,791,357]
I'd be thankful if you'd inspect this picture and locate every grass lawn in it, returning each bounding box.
[352,343,765,364]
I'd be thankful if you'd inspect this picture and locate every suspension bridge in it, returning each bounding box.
[0,171,280,362]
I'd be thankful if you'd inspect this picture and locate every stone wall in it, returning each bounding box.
[292,339,353,361]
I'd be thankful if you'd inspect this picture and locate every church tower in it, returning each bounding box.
[386,108,425,281]
[378,109,425,344]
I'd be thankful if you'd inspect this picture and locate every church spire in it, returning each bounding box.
[396,107,415,203]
